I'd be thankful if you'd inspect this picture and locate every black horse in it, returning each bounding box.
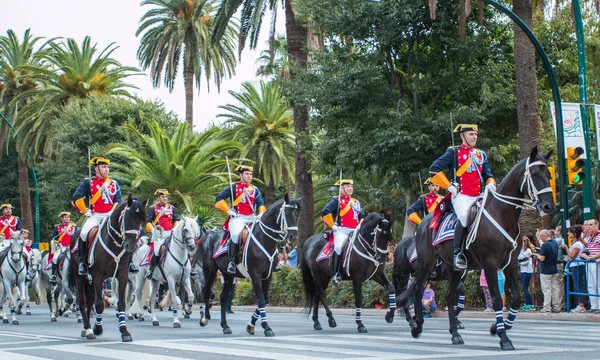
[198,195,300,336]
[402,148,554,350]
[392,235,465,329]
[301,213,394,333]
[66,195,146,342]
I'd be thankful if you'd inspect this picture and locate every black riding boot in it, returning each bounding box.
[227,240,237,274]
[78,238,88,275]
[330,252,342,285]
[49,262,58,285]
[129,258,139,274]
[146,254,159,279]
[453,223,467,270]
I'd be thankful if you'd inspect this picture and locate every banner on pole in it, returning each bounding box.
[550,102,587,158]
[595,105,600,160]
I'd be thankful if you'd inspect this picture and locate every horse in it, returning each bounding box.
[198,195,300,336]
[66,195,146,342]
[130,216,200,327]
[0,230,27,324]
[126,235,149,321]
[403,148,554,350]
[392,235,465,329]
[23,248,43,316]
[302,212,394,333]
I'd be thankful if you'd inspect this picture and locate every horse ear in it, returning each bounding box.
[284,193,290,203]
[544,149,553,161]
[529,146,539,161]
[127,194,133,207]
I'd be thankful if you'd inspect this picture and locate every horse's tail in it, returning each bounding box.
[64,256,78,296]
[300,255,316,317]
[396,274,417,305]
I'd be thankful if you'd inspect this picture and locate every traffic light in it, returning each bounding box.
[566,146,586,185]
[548,166,556,204]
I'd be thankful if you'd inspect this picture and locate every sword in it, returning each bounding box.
[450,113,457,183]
[335,169,342,225]
[225,156,235,207]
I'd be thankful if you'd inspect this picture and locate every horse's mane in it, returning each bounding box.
[361,212,383,229]
[497,152,547,194]
[263,197,301,218]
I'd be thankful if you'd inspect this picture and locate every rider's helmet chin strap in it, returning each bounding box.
[460,133,475,149]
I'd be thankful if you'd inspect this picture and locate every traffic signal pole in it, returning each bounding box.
[573,0,595,221]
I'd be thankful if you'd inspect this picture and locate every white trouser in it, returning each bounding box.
[333,227,354,255]
[153,230,172,256]
[229,215,255,245]
[52,245,68,264]
[587,262,599,310]
[79,213,110,242]
[452,193,478,226]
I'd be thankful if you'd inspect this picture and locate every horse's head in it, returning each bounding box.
[360,213,394,262]
[280,194,301,242]
[9,230,25,262]
[113,195,146,252]
[28,248,42,273]
[524,147,556,216]
[178,216,201,253]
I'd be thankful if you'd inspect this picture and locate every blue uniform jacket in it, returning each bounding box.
[406,195,427,218]
[429,147,494,183]
[215,185,266,212]
[321,197,366,226]
[72,178,123,204]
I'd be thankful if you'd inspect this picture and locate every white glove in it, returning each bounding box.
[332,225,339,232]
[227,209,237,217]
[84,210,92,217]
[486,182,497,192]
[447,184,458,196]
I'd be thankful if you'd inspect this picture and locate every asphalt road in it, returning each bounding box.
[0,305,596,359]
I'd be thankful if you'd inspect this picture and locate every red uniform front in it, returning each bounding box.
[0,215,18,240]
[90,176,118,213]
[57,223,76,247]
[153,204,175,231]
[234,182,258,216]
[338,194,360,229]
[456,144,484,197]
[424,192,442,213]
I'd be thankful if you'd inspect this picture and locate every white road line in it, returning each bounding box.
[45,343,196,360]
[0,350,51,360]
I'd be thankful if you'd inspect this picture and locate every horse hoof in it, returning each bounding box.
[12,320,19,325]
[128,315,134,320]
[490,324,497,335]
[314,322,322,331]
[246,324,255,335]
[3,319,9,324]
[409,320,417,329]
[86,333,96,340]
[63,314,69,318]
[199,318,208,327]
[173,322,181,328]
[223,327,232,335]
[51,318,57,323]
[93,325,103,336]
[152,320,159,326]
[452,335,464,345]
[143,305,148,310]
[385,311,394,324]
[328,318,337,328]
[357,325,367,333]
[78,319,83,324]
[80,330,86,337]
[122,335,132,342]
[26,311,31,316]
[183,313,190,319]
[456,321,465,330]
[500,340,515,351]
[411,327,421,338]
[139,317,145,322]
[264,329,275,337]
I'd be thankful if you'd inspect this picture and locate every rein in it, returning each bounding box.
[345,222,389,280]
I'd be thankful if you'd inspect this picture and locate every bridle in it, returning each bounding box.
[256,201,299,243]
[108,206,143,248]
[347,219,392,280]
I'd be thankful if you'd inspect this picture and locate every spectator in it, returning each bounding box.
[422,281,436,318]
[534,229,561,313]
[497,270,507,311]
[518,234,535,311]
[580,219,600,313]
[480,270,493,312]
[563,225,587,313]
[283,242,298,269]
[554,226,567,311]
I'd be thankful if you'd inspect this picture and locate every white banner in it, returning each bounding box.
[550,102,587,159]
[595,105,600,160]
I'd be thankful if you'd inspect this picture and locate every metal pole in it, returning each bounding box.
[573,0,594,221]
[483,0,568,236]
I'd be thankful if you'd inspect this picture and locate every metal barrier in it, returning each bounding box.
[565,258,600,312]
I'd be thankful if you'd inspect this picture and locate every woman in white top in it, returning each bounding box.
[562,225,587,313]
[517,235,535,310]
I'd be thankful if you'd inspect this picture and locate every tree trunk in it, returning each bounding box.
[264,178,276,207]
[184,60,194,131]
[402,189,418,238]
[0,122,6,161]
[513,0,546,235]
[285,0,314,258]
[17,156,33,236]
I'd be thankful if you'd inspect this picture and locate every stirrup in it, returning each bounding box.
[453,253,467,270]
[129,263,139,274]
[78,262,88,276]
[227,261,236,274]
[49,275,57,285]
[331,273,342,286]
[145,268,154,279]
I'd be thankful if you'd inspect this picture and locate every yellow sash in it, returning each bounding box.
[339,199,355,217]
[0,216,14,235]
[90,177,112,206]
[427,196,441,213]
[57,224,73,242]
[456,157,473,177]
[232,185,253,206]
[153,205,169,225]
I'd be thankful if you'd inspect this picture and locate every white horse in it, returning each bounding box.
[0,231,27,324]
[131,216,199,327]
[23,248,42,315]
[126,236,150,321]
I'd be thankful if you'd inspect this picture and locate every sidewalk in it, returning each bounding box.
[227,305,600,322]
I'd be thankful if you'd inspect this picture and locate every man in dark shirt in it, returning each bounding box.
[534,229,560,313]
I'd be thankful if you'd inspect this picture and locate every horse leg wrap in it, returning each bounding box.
[259,308,267,324]
[457,295,465,309]
[388,294,397,310]
[355,308,362,321]
[117,311,127,328]
[495,310,505,332]
[173,309,177,317]
[96,313,103,326]
[504,308,518,329]
[252,309,260,320]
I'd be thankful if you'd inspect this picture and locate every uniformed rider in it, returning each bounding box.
[406,178,442,225]
[49,212,77,285]
[429,124,495,270]
[0,203,23,252]
[72,157,122,275]
[322,179,365,285]
[145,189,180,279]
[215,165,266,274]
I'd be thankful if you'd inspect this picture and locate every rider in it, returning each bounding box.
[145,189,180,279]
[429,124,495,270]
[49,212,77,285]
[0,203,23,252]
[406,178,442,225]
[322,179,365,285]
[215,165,266,274]
[72,156,122,276]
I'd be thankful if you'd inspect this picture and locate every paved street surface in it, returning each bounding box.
[0,305,597,359]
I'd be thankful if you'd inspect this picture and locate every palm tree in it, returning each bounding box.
[11,36,141,157]
[106,122,241,212]
[218,81,294,205]
[0,29,50,235]
[136,0,238,130]
[255,35,289,78]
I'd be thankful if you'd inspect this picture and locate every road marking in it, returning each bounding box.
[0,350,50,360]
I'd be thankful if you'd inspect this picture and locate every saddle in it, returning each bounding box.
[316,231,351,263]
[140,241,168,266]
[213,226,251,259]
[431,197,481,246]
